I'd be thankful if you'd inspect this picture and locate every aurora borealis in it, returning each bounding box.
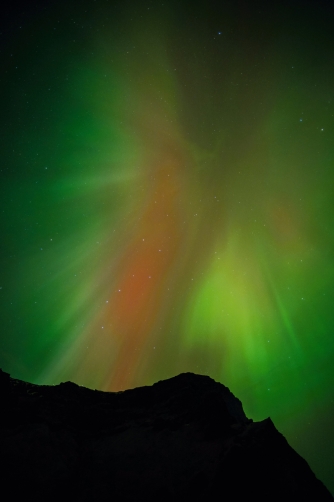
[1,0,334,493]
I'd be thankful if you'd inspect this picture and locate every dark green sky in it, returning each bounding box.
[1,0,334,494]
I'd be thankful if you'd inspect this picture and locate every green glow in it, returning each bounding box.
[1,0,334,494]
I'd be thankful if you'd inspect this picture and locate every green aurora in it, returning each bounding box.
[1,0,334,493]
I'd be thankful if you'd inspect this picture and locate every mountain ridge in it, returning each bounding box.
[1,369,332,500]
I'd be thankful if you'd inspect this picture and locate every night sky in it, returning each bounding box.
[1,0,334,493]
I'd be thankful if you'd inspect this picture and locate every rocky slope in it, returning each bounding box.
[0,368,332,500]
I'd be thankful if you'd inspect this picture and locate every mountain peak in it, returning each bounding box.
[1,369,332,500]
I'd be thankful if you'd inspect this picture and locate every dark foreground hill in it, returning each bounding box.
[0,369,332,501]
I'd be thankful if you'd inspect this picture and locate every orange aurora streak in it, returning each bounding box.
[100,144,190,390]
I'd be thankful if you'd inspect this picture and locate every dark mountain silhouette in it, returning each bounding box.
[0,368,332,501]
